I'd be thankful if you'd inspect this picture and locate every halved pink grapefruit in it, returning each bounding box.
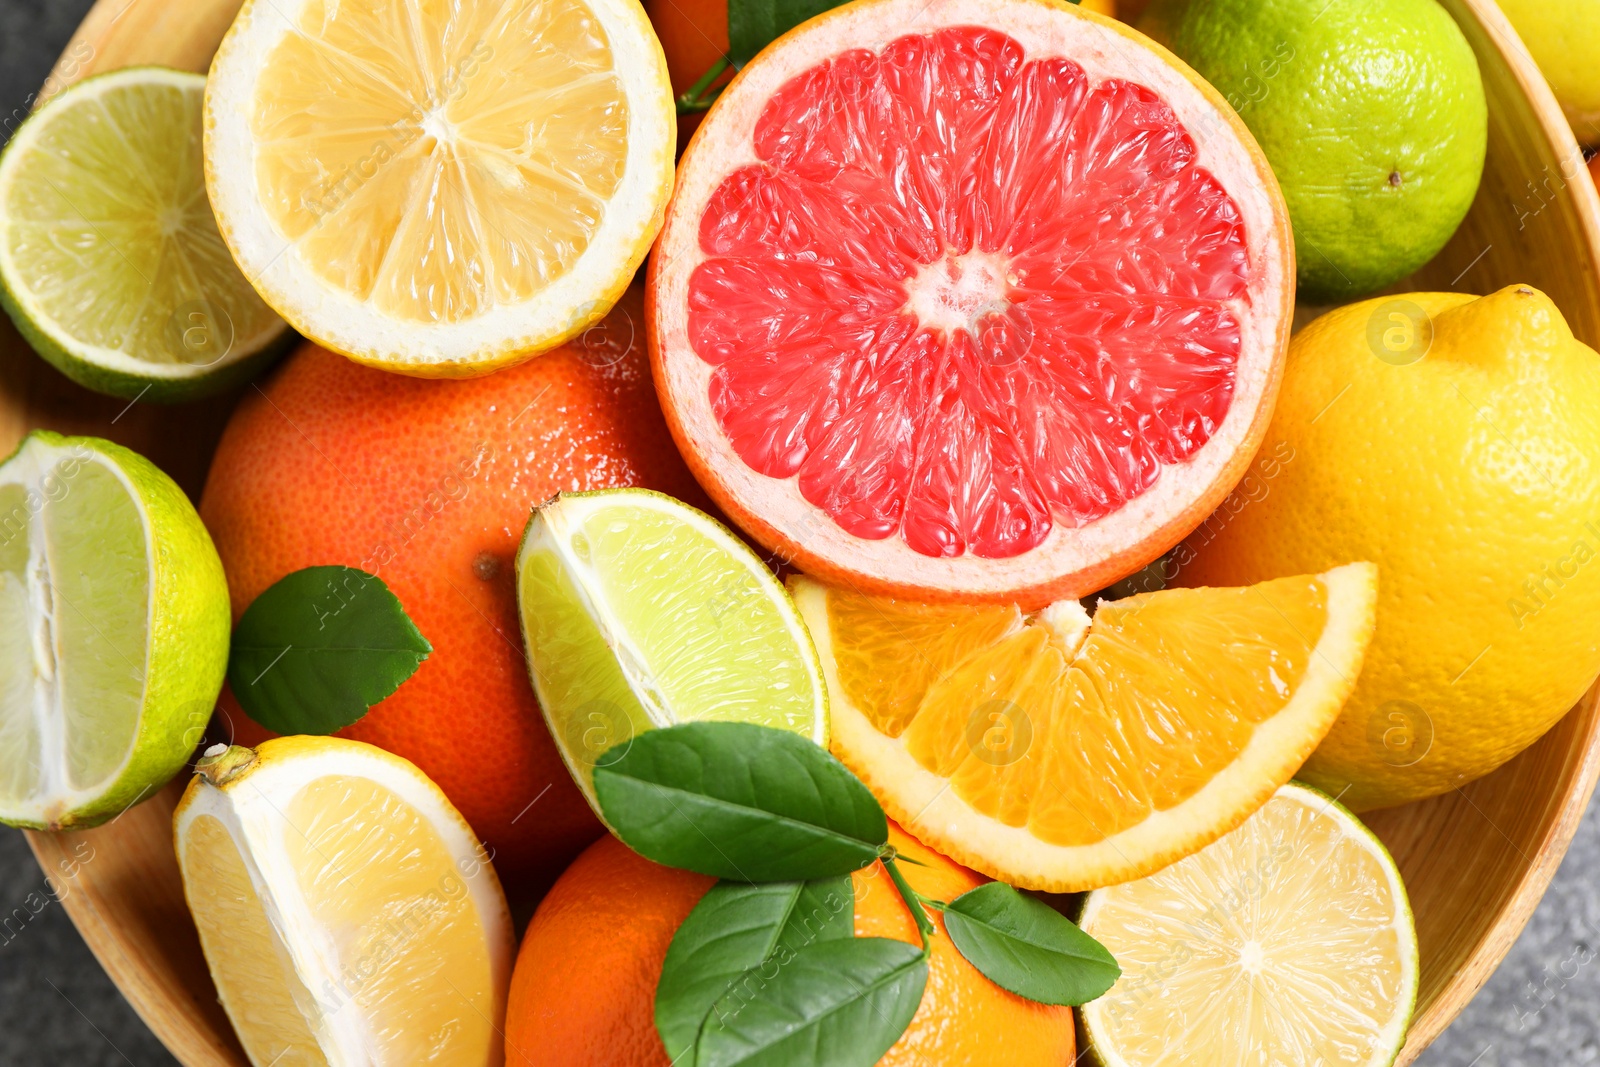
[648,0,1293,606]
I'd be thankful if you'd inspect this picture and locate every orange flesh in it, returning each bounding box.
[686,27,1251,560]
[828,576,1328,844]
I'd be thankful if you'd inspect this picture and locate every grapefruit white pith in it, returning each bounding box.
[648,0,1293,605]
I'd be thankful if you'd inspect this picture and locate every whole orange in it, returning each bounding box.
[644,0,728,98]
[505,824,1077,1066]
[200,288,707,895]
[641,0,1118,95]
[643,0,1116,101]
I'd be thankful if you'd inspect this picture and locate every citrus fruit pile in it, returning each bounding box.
[1,0,1596,1063]
[198,287,709,889]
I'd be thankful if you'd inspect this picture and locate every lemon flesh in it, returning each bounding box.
[0,431,228,829]
[516,489,826,809]
[174,737,513,1067]
[794,563,1377,891]
[1080,782,1418,1067]
[0,68,287,400]
[254,0,626,322]
[205,0,674,371]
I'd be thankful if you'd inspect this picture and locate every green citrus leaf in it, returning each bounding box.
[592,721,887,881]
[227,566,430,735]
[696,936,927,1067]
[941,881,1120,1006]
[656,877,854,1063]
[727,0,842,67]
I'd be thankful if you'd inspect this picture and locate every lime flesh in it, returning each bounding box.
[0,67,287,401]
[1079,782,1418,1066]
[515,489,827,808]
[0,431,230,828]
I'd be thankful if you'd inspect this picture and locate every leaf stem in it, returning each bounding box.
[677,56,731,113]
[882,854,935,956]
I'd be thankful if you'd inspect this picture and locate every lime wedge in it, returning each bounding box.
[0,67,288,401]
[1079,782,1418,1067]
[515,489,827,807]
[0,431,230,829]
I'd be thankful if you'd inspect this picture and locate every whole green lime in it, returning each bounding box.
[1142,0,1487,303]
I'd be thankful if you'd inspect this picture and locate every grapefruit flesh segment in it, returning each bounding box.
[682,27,1250,561]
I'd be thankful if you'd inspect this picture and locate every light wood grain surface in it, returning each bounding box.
[11,0,1600,1064]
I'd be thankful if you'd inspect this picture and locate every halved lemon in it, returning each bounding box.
[790,561,1377,891]
[1079,782,1418,1066]
[204,0,674,375]
[173,737,514,1066]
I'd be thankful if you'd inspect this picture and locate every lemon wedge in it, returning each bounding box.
[174,737,513,1066]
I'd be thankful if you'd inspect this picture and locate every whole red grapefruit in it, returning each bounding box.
[201,288,707,894]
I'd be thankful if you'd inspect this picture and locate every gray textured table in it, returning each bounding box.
[0,0,1594,1064]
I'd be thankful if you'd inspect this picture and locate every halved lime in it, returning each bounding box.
[1079,782,1418,1066]
[515,489,827,808]
[0,431,231,829]
[0,67,289,401]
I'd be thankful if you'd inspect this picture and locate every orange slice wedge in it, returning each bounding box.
[790,562,1377,891]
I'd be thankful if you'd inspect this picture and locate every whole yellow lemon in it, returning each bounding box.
[1495,0,1600,143]
[1174,285,1600,811]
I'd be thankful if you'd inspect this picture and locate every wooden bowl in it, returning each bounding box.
[12,0,1600,1063]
